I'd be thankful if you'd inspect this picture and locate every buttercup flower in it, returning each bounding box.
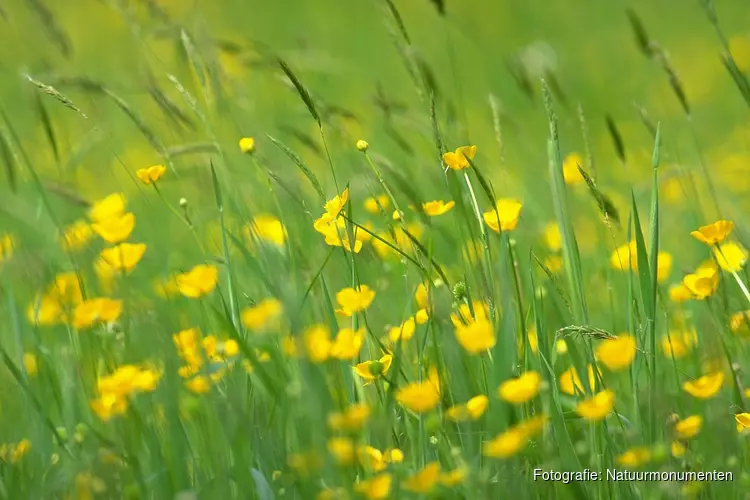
[60,220,93,252]
[176,264,219,298]
[241,298,283,331]
[446,394,489,422]
[135,165,166,185]
[396,371,440,414]
[661,328,698,359]
[364,195,389,214]
[683,372,724,399]
[336,285,375,316]
[498,371,541,404]
[674,415,703,440]
[91,213,135,244]
[562,152,585,185]
[73,298,123,330]
[542,222,562,251]
[443,145,476,170]
[403,462,440,493]
[713,241,748,272]
[354,354,393,384]
[422,200,455,217]
[356,139,369,152]
[683,265,719,299]
[354,473,391,500]
[89,193,127,223]
[100,243,146,273]
[389,317,416,343]
[239,137,255,154]
[560,365,600,396]
[246,215,287,247]
[595,335,636,371]
[690,220,734,245]
[483,199,522,233]
[616,447,651,467]
[576,389,615,421]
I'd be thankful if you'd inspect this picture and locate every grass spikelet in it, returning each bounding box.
[267,134,326,200]
[277,58,321,126]
[23,74,86,117]
[24,0,72,57]
[605,114,626,164]
[576,163,621,227]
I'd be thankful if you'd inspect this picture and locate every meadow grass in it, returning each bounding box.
[1,0,750,498]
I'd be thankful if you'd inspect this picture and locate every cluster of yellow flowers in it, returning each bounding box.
[90,365,160,421]
[0,439,31,464]
[173,328,240,393]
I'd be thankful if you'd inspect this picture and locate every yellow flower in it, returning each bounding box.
[135,165,166,185]
[403,462,440,493]
[595,335,636,371]
[364,195,389,214]
[415,308,429,324]
[0,233,14,264]
[542,222,562,251]
[1,439,32,464]
[657,252,673,282]
[562,152,585,185]
[446,394,488,422]
[714,241,748,272]
[91,212,135,244]
[356,139,369,152]
[455,318,495,354]
[91,393,128,422]
[440,467,468,487]
[23,353,38,377]
[543,255,563,273]
[353,354,393,383]
[354,473,392,500]
[60,220,93,252]
[396,378,440,414]
[683,372,724,399]
[241,298,283,332]
[671,441,686,457]
[304,325,333,363]
[730,310,750,336]
[328,403,371,432]
[661,329,698,359]
[616,446,651,467]
[730,35,750,71]
[100,243,146,273]
[73,298,123,330]
[330,327,365,360]
[246,214,287,247]
[483,427,528,459]
[239,137,255,154]
[483,199,522,233]
[576,389,615,421]
[27,294,65,326]
[324,188,349,218]
[176,264,219,298]
[327,437,355,465]
[443,145,476,170]
[185,375,211,394]
[313,214,363,253]
[675,415,702,440]
[683,266,719,299]
[89,193,127,222]
[691,220,735,245]
[498,371,541,404]
[336,285,375,316]
[388,317,416,343]
[669,283,693,303]
[560,365,601,395]
[422,200,455,217]
[735,413,750,433]
[610,241,636,271]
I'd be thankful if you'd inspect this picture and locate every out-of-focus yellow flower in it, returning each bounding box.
[91,212,135,244]
[683,372,724,399]
[241,298,283,332]
[176,264,219,298]
[415,308,429,324]
[560,364,600,396]
[364,195,389,214]
[100,243,146,273]
[440,466,468,486]
[562,152,585,185]
[0,233,14,264]
[675,415,702,440]
[388,317,416,342]
[353,354,393,384]
[690,220,734,245]
[246,214,287,247]
[313,213,363,253]
[671,441,686,457]
[90,365,160,421]
[396,375,440,414]
[23,353,38,377]
[455,318,495,354]
[0,439,31,464]
[730,310,750,336]
[451,300,490,327]
[329,327,365,360]
[483,427,527,459]
[336,285,375,316]
[73,298,123,330]
[576,389,615,421]
[616,446,651,467]
[735,413,750,433]
[498,371,541,404]
[422,200,455,217]
[443,145,476,170]
[60,220,93,252]
[185,375,211,394]
[657,252,673,282]
[305,325,333,363]
[324,188,349,218]
[403,462,440,493]
[89,193,127,223]
[446,394,489,422]
[595,335,636,371]
[354,473,392,500]
[661,328,698,359]
[542,222,562,251]
[356,139,369,152]
[135,165,166,185]
[327,437,355,465]
[483,199,522,233]
[239,137,255,154]
[610,241,636,271]
[714,241,748,272]
[729,35,750,71]
[669,283,693,303]
[683,265,719,299]
[328,403,371,432]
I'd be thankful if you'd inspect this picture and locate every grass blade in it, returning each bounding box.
[277,58,321,126]
[267,135,325,200]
